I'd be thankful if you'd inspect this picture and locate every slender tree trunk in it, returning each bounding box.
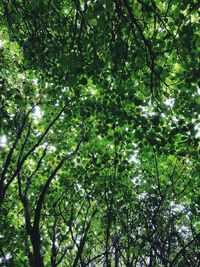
[105,210,111,267]
[114,248,119,267]
[30,230,44,267]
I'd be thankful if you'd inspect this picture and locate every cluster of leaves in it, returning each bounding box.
[0,0,199,266]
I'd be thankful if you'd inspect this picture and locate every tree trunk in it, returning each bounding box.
[30,230,44,267]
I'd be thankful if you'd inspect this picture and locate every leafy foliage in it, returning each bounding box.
[0,0,199,266]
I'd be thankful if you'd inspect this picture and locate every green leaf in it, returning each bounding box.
[89,19,97,26]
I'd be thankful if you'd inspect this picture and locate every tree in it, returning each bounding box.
[0,0,199,266]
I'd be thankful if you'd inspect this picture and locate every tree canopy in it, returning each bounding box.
[0,0,199,266]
